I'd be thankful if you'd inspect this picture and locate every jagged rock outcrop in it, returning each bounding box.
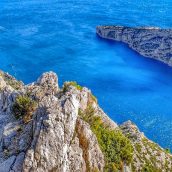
[121,121,172,171]
[0,71,171,172]
[0,71,105,172]
[96,26,172,66]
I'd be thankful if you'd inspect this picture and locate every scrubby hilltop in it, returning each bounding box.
[0,70,171,172]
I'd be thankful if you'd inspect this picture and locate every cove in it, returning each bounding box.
[0,0,172,149]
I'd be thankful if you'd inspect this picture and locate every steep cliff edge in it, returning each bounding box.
[0,70,171,172]
[96,26,172,66]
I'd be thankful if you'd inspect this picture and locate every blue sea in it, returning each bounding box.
[0,0,172,149]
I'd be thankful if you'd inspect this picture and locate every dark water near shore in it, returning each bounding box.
[0,0,172,149]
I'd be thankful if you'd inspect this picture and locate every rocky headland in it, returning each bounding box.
[96,26,172,66]
[0,70,171,172]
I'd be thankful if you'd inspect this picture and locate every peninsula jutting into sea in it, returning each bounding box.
[96,26,172,66]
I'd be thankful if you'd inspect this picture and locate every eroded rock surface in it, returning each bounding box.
[121,121,172,171]
[0,71,171,172]
[96,26,172,66]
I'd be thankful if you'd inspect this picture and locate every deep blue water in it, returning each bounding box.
[0,0,172,149]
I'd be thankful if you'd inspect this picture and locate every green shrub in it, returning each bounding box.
[12,95,37,123]
[165,148,171,154]
[79,106,134,171]
[142,163,156,172]
[63,81,83,92]
[62,81,98,105]
[104,162,118,172]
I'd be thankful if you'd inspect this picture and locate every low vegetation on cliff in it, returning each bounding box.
[63,81,83,92]
[0,71,171,172]
[12,95,37,123]
[79,106,134,171]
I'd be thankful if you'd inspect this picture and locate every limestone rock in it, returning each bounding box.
[76,118,105,171]
[0,156,16,172]
[0,70,171,172]
[96,26,172,66]
[120,121,172,171]
[68,137,86,172]
[11,152,25,172]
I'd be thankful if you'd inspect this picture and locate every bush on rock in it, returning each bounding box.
[12,95,37,123]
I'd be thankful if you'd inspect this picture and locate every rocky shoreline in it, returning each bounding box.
[96,26,172,66]
[0,70,171,171]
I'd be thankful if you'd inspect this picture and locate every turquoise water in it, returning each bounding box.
[0,0,172,148]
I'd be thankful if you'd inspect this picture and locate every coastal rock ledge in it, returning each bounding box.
[96,26,172,66]
[0,70,171,172]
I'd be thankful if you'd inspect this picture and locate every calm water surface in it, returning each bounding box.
[0,0,172,148]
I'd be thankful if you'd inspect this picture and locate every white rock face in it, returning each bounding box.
[0,71,106,172]
[0,71,171,172]
[23,95,80,171]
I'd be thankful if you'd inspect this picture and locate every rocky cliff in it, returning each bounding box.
[0,70,171,172]
[96,26,172,66]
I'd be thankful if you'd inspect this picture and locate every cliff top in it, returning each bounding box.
[0,70,171,172]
